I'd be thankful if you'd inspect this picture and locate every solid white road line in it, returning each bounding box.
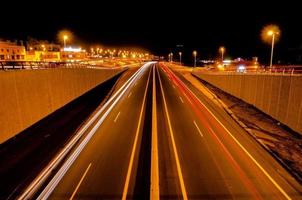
[128,92,132,98]
[150,65,160,200]
[35,63,153,200]
[179,96,184,104]
[18,63,148,200]
[69,163,92,200]
[167,67,292,200]
[157,67,188,200]
[193,120,203,137]
[114,112,121,123]
[122,65,152,200]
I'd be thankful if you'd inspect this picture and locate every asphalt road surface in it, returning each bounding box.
[18,62,302,199]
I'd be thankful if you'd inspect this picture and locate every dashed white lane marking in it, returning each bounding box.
[179,96,184,103]
[114,111,121,123]
[128,92,132,98]
[193,120,203,137]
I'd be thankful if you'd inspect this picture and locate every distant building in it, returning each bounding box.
[1,39,87,63]
[26,43,61,62]
[25,50,61,62]
[29,43,61,52]
[0,41,26,61]
[60,47,87,62]
[214,57,260,72]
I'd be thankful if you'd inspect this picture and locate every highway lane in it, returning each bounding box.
[155,66,183,200]
[157,63,302,199]
[44,62,154,199]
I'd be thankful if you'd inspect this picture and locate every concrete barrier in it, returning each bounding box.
[0,68,125,144]
[192,70,302,135]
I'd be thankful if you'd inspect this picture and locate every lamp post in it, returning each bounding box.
[179,52,182,65]
[63,35,68,49]
[219,47,225,62]
[267,30,278,68]
[193,50,197,67]
[261,25,280,68]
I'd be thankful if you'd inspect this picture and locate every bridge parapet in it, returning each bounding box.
[0,67,125,144]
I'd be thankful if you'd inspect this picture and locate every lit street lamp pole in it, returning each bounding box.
[179,52,182,65]
[219,47,225,62]
[268,31,276,68]
[168,53,172,62]
[63,35,68,48]
[261,25,280,69]
[193,51,197,67]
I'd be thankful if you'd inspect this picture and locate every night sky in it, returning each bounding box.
[1,0,301,64]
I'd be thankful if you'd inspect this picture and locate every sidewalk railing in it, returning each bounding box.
[0,61,94,70]
[193,66,302,76]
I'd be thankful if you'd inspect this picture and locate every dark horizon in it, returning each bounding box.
[1,0,302,64]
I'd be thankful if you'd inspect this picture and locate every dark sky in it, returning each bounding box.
[1,0,302,64]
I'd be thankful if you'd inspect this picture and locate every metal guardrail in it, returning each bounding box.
[194,66,302,76]
[0,60,144,70]
[264,66,302,75]
[0,61,92,70]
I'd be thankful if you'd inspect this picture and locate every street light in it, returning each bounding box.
[267,30,279,68]
[179,52,182,65]
[169,53,173,62]
[219,47,225,62]
[193,50,197,67]
[63,35,68,48]
[261,25,280,68]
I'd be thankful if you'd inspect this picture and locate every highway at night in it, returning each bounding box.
[15,62,300,200]
[2,1,302,199]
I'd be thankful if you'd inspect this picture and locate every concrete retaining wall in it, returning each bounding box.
[192,71,302,135]
[0,68,125,143]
